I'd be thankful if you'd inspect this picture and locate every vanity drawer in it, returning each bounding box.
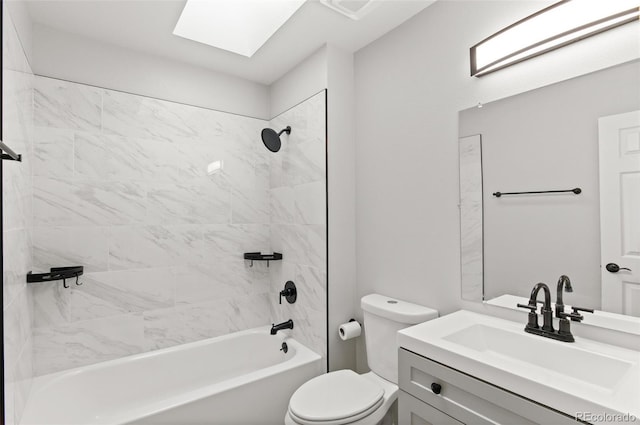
[399,391,463,425]
[399,348,578,425]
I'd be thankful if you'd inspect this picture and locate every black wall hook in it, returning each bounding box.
[27,266,84,289]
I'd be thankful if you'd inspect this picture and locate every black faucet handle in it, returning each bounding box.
[517,303,540,329]
[517,303,538,312]
[279,288,290,304]
[558,311,584,322]
[571,306,594,314]
[570,306,593,321]
[279,288,293,304]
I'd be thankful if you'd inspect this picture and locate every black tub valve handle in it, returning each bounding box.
[279,281,297,305]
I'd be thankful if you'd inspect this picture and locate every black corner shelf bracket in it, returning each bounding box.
[0,153,21,161]
[0,140,22,162]
[27,266,84,289]
[244,252,283,267]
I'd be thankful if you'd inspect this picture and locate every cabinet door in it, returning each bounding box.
[399,391,463,425]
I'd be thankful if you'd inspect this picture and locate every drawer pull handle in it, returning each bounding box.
[431,382,442,394]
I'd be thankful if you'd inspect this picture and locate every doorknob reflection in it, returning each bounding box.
[605,263,632,273]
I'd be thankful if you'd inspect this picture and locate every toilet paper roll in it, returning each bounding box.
[338,320,361,341]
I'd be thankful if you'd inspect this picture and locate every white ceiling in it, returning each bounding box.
[26,0,435,85]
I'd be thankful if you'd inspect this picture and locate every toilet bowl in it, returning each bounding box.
[284,371,397,425]
[285,294,438,425]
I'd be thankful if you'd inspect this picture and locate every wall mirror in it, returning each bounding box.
[458,60,640,333]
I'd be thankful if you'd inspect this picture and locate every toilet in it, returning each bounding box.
[285,294,438,425]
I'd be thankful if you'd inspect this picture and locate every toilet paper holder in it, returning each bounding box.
[339,319,361,340]
[339,319,356,338]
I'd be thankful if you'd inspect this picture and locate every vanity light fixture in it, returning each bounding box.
[470,0,640,77]
[173,0,307,57]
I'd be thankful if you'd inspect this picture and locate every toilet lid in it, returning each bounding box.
[289,370,384,423]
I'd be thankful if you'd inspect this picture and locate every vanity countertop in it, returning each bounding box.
[398,310,640,421]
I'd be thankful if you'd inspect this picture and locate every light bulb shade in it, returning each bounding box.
[470,0,640,77]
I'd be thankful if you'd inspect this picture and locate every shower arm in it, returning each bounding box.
[278,126,292,137]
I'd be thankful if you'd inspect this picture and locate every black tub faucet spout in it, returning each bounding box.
[270,319,294,335]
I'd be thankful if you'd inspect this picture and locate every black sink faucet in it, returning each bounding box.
[270,319,294,335]
[517,282,554,333]
[518,280,594,343]
[531,282,554,332]
[555,275,573,317]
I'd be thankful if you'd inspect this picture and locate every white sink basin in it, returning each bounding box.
[398,310,640,419]
[444,324,633,390]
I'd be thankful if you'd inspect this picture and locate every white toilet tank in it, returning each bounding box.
[361,294,438,384]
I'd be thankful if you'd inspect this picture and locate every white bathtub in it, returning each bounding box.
[21,327,323,425]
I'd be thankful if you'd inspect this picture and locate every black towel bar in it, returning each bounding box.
[493,188,581,197]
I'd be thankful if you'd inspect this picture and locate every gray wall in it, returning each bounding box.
[269,47,327,118]
[460,61,640,310]
[353,0,639,371]
[325,45,357,372]
[32,24,270,120]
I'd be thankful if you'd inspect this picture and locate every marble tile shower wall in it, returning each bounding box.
[31,76,275,375]
[268,91,327,360]
[3,4,35,424]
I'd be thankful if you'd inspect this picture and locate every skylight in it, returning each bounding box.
[173,0,307,57]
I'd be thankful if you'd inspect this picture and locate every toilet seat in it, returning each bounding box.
[288,398,383,425]
[288,370,384,425]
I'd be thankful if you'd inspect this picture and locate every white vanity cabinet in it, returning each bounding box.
[398,348,580,425]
